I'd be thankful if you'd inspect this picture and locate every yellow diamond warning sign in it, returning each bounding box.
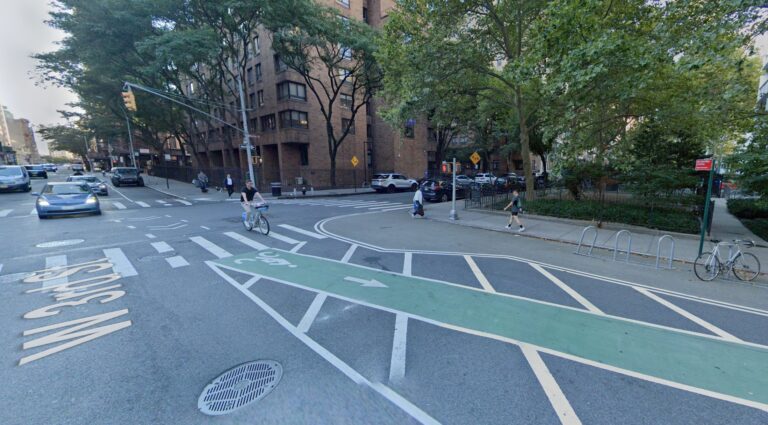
[470,152,481,165]
[351,156,359,167]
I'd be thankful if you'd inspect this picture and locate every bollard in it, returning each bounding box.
[302,186,307,196]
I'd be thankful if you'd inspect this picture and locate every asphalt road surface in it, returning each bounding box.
[1,170,767,425]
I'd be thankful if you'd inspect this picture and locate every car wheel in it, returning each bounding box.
[440,193,449,203]
[113,182,120,187]
[94,210,102,216]
[24,185,31,192]
[138,179,144,187]
[387,184,396,193]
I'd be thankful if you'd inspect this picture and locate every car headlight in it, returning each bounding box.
[86,196,98,204]
[99,184,107,189]
[37,198,50,206]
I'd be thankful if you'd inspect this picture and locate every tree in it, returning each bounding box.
[37,125,91,164]
[731,117,768,198]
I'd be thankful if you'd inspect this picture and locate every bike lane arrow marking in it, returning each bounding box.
[344,276,387,288]
[212,249,768,411]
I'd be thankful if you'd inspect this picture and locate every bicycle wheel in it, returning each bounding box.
[257,214,270,235]
[732,252,760,281]
[243,212,254,231]
[693,252,719,281]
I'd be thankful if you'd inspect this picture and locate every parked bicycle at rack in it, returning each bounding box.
[693,239,760,282]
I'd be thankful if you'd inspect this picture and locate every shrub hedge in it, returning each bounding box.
[727,198,768,219]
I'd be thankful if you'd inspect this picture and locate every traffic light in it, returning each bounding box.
[122,90,137,112]
[441,161,453,174]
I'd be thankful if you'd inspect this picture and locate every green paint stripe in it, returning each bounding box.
[214,250,768,406]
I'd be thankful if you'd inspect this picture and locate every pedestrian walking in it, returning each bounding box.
[197,170,209,193]
[224,174,234,198]
[503,190,525,232]
[412,187,425,218]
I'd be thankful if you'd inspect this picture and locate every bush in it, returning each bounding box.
[727,198,768,219]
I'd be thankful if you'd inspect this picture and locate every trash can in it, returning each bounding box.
[271,182,282,196]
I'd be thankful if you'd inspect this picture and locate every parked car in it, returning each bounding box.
[111,167,144,187]
[24,165,48,179]
[0,165,31,192]
[371,173,418,193]
[33,182,101,218]
[454,175,474,187]
[67,175,109,196]
[71,163,85,173]
[421,179,466,202]
[42,163,58,173]
[473,173,497,184]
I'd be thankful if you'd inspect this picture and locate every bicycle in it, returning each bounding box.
[693,239,761,282]
[242,201,270,235]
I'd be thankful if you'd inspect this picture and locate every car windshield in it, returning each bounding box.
[117,169,138,175]
[0,167,23,177]
[43,184,90,195]
[372,174,388,179]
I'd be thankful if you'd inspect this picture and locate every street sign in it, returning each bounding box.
[351,156,359,168]
[470,151,481,165]
[695,158,713,171]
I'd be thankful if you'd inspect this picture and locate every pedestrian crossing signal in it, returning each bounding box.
[441,161,452,174]
[122,90,137,112]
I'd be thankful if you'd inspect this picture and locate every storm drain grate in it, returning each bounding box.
[198,360,282,416]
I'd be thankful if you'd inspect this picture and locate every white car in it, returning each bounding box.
[371,173,418,193]
[474,173,497,184]
[454,175,474,186]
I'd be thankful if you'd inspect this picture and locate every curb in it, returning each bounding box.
[277,190,377,200]
[143,183,190,201]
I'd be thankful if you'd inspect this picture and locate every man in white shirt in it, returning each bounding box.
[412,187,424,217]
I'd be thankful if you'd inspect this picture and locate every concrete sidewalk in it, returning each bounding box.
[426,198,768,280]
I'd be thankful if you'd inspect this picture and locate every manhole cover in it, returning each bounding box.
[198,360,282,416]
[35,239,84,248]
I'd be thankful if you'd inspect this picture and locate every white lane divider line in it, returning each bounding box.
[103,248,138,277]
[521,344,583,425]
[267,231,300,245]
[464,255,495,293]
[403,252,412,276]
[635,287,741,342]
[156,200,169,205]
[165,256,189,268]
[530,264,603,314]
[277,224,327,239]
[112,202,126,210]
[0,209,12,217]
[127,225,136,229]
[176,199,192,206]
[297,293,327,333]
[145,233,156,239]
[243,276,260,289]
[43,255,67,289]
[223,232,268,251]
[200,226,210,230]
[290,241,306,253]
[341,244,358,263]
[136,201,150,208]
[191,236,232,259]
[151,241,174,254]
[389,313,409,383]
[29,208,37,215]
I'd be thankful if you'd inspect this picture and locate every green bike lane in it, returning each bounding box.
[212,249,768,412]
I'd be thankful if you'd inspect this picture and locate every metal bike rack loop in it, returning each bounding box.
[612,230,632,263]
[575,226,598,256]
[655,235,675,269]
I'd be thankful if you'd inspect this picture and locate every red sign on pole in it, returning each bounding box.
[695,158,713,171]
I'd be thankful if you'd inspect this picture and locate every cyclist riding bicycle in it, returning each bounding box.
[241,179,266,212]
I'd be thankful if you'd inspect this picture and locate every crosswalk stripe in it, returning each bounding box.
[112,202,126,210]
[278,224,327,239]
[166,256,189,268]
[136,201,150,208]
[175,200,192,206]
[380,206,413,212]
[0,209,11,217]
[29,208,37,215]
[267,231,300,245]
[156,200,169,204]
[191,236,232,258]
[369,203,408,210]
[145,233,156,239]
[224,232,268,250]
[151,241,174,253]
[43,255,68,288]
[353,202,394,208]
[103,248,138,277]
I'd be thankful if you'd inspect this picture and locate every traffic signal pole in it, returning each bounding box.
[121,108,137,168]
[237,79,256,185]
[450,158,458,220]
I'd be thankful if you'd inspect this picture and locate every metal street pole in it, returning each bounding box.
[237,79,256,185]
[122,110,137,168]
[698,159,716,257]
[449,157,458,220]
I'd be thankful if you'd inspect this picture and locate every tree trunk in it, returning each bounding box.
[540,153,547,175]
[327,121,337,188]
[516,87,535,201]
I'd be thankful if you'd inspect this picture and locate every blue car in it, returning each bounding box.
[33,182,101,219]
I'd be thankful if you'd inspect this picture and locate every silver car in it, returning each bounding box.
[0,165,31,192]
[67,175,109,196]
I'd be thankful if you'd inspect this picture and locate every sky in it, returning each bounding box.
[0,2,766,157]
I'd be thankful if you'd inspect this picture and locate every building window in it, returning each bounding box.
[340,45,352,60]
[340,93,353,109]
[277,81,307,101]
[248,93,255,108]
[404,118,415,138]
[342,118,355,134]
[255,64,262,81]
[261,114,276,131]
[363,7,368,23]
[279,110,309,129]
[247,67,253,85]
[257,90,264,106]
[299,145,309,166]
[337,68,352,82]
[337,0,350,8]
[274,54,288,72]
[366,124,372,138]
[249,118,258,132]
[252,35,260,57]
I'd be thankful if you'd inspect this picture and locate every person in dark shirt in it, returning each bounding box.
[503,190,525,232]
[240,180,266,214]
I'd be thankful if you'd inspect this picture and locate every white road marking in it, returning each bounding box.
[145,233,156,239]
[176,199,192,206]
[635,287,742,342]
[165,214,172,218]
[151,241,174,253]
[243,276,260,289]
[223,232,268,251]
[297,293,327,333]
[464,255,495,292]
[0,209,12,217]
[191,236,232,258]
[136,201,150,208]
[521,344,583,425]
[267,231,300,245]
[208,262,441,425]
[200,226,210,230]
[389,313,409,382]
[29,208,37,215]
[290,241,306,253]
[112,202,126,210]
[165,256,189,268]
[380,206,413,212]
[353,201,396,209]
[127,225,136,229]
[103,248,138,277]
[341,244,358,263]
[530,264,603,314]
[403,252,412,276]
[278,224,327,239]
[107,184,134,202]
[156,200,169,205]
[369,203,408,210]
[43,255,67,289]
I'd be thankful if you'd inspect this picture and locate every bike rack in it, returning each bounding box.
[575,226,598,256]
[655,235,675,270]
[612,230,632,263]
